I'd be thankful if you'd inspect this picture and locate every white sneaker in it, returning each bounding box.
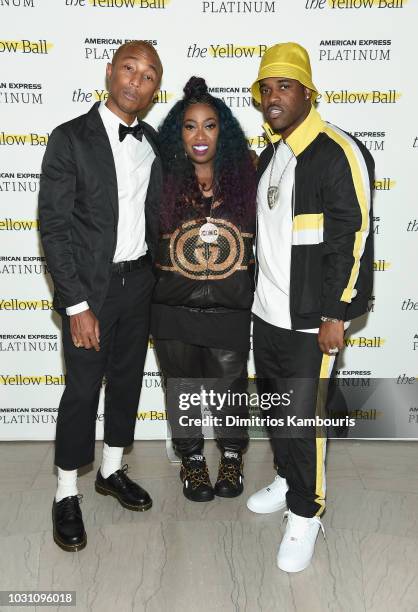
[277,510,325,573]
[246,475,288,514]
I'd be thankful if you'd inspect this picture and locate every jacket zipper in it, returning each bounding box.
[254,206,259,288]
[291,183,295,220]
[290,157,296,328]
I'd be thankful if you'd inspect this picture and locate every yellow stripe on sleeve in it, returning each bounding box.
[324,125,370,303]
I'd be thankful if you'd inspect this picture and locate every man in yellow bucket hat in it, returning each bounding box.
[246,42,374,572]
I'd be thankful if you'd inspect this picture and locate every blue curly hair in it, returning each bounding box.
[158,76,256,232]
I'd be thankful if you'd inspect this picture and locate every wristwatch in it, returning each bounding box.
[320,316,342,324]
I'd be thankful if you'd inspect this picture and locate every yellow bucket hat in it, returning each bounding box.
[251,42,318,103]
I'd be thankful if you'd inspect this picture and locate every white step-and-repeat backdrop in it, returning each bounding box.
[1,0,417,440]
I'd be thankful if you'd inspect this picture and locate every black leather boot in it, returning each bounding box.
[52,495,87,552]
[180,454,214,502]
[214,451,244,498]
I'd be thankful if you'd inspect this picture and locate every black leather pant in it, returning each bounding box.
[154,339,250,456]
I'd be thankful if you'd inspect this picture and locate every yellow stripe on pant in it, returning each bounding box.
[314,353,335,516]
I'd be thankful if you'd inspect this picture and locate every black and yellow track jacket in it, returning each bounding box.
[256,106,374,329]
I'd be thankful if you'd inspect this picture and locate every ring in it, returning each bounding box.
[329,347,339,354]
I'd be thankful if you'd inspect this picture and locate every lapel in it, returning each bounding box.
[137,120,162,214]
[139,120,161,161]
[85,102,119,222]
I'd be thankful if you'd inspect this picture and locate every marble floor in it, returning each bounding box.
[0,439,418,612]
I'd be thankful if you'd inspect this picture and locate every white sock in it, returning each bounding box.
[56,467,78,502]
[100,443,123,478]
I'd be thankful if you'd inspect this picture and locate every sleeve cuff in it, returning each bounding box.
[66,301,89,316]
[321,299,348,321]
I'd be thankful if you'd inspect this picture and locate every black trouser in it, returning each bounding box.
[253,315,337,518]
[155,338,249,456]
[55,263,155,470]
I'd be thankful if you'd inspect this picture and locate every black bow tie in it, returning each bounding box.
[118,123,143,142]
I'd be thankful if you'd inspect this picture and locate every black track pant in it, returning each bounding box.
[155,339,250,456]
[253,315,337,518]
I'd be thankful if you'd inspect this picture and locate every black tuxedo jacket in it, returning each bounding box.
[39,102,162,315]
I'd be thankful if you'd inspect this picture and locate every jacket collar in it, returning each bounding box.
[263,105,325,156]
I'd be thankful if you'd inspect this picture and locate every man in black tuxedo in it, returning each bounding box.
[39,41,163,552]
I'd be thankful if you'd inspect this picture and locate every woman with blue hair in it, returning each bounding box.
[152,76,257,502]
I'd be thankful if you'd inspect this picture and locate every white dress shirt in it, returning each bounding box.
[66,102,156,316]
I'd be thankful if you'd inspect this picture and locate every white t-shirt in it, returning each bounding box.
[252,140,298,329]
[252,141,349,333]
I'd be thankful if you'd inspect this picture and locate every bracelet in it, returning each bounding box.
[320,316,342,324]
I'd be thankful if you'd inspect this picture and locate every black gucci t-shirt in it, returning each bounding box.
[151,197,254,352]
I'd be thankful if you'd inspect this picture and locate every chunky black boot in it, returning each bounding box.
[180,454,214,502]
[214,451,244,498]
